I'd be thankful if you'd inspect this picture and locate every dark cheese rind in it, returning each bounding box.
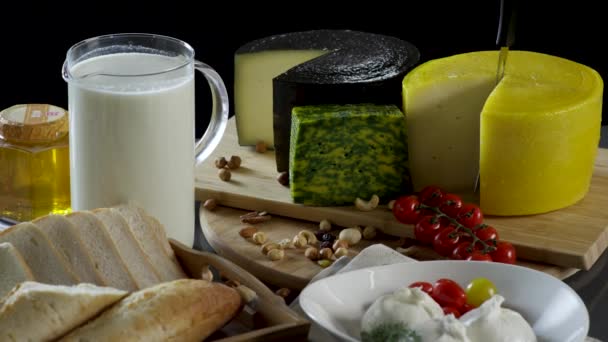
[258,29,420,172]
[289,104,411,206]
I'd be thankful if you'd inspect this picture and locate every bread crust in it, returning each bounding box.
[60,279,242,342]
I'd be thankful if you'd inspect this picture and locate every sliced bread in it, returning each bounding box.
[0,281,127,342]
[33,214,106,286]
[60,279,242,342]
[66,212,138,291]
[0,223,78,285]
[114,204,186,281]
[93,208,162,289]
[0,242,34,301]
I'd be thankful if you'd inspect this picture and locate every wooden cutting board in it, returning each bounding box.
[198,204,578,290]
[195,117,608,270]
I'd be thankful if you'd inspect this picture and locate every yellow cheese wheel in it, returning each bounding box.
[403,51,603,216]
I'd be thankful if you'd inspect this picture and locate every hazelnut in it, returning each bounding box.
[227,155,242,169]
[363,226,377,240]
[214,157,227,168]
[203,198,218,211]
[255,141,267,153]
[305,247,319,260]
[252,232,267,245]
[277,171,289,186]
[319,247,333,260]
[218,168,231,181]
[319,219,332,232]
[239,227,257,238]
[275,288,291,299]
[268,248,284,261]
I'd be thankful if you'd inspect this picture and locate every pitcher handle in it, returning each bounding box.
[193,60,229,165]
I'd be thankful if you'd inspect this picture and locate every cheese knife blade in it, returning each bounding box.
[474,0,517,194]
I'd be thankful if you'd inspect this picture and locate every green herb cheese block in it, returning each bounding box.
[289,104,411,206]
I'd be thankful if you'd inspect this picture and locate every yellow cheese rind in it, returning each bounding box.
[403,50,603,216]
[480,51,603,215]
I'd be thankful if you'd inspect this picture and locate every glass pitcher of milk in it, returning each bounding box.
[62,33,228,248]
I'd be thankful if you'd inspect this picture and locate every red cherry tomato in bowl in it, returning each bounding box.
[418,185,444,207]
[432,278,466,310]
[491,241,517,264]
[456,203,484,228]
[442,306,461,318]
[393,195,423,224]
[438,193,463,218]
[408,281,433,296]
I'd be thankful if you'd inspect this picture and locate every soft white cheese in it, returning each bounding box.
[460,295,537,342]
[413,314,471,342]
[361,286,444,333]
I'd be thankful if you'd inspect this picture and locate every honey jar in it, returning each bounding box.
[0,104,71,221]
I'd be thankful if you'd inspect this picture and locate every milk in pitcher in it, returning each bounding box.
[68,52,195,246]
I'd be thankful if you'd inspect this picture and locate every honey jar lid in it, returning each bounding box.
[0,104,68,145]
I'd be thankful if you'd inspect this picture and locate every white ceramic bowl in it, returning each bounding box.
[299,260,589,342]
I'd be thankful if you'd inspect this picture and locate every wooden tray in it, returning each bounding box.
[198,205,578,291]
[195,118,608,270]
[170,239,310,341]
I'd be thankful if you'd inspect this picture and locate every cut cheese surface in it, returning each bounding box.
[403,50,603,215]
[234,50,326,147]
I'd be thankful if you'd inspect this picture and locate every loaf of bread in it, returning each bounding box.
[0,223,78,285]
[60,279,242,342]
[0,243,34,301]
[33,214,106,286]
[0,281,127,342]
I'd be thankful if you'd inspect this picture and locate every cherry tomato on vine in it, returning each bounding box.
[438,193,463,218]
[466,251,493,262]
[442,306,461,318]
[414,215,444,245]
[418,185,444,207]
[474,225,499,242]
[431,278,466,310]
[451,241,479,260]
[408,281,433,296]
[433,226,462,257]
[465,277,498,307]
[490,241,517,264]
[393,195,423,224]
[456,203,484,228]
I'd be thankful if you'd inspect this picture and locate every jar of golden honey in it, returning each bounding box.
[0,104,71,221]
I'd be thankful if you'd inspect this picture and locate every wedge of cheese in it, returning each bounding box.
[403,50,603,215]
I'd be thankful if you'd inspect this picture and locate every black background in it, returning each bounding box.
[2,1,606,138]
